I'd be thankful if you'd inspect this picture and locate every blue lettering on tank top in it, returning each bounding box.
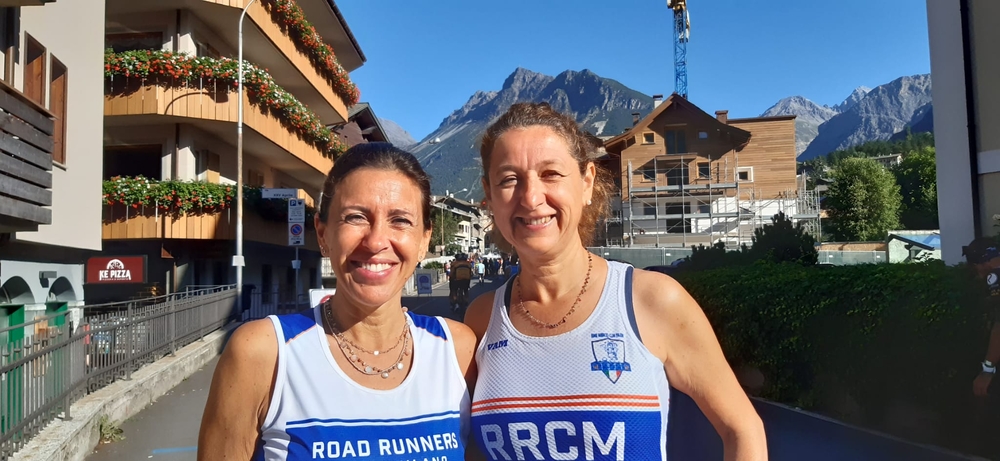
[285,411,464,460]
[471,411,660,461]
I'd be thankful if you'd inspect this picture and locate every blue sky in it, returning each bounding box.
[337,0,930,141]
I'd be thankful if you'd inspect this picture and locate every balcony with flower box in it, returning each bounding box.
[104,50,345,185]
[100,176,320,250]
[106,0,362,124]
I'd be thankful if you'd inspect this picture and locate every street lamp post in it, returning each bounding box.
[234,0,258,309]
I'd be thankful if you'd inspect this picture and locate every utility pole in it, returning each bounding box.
[234,0,258,307]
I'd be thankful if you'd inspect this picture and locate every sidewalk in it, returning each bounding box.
[14,326,233,461]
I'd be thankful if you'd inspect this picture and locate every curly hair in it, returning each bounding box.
[479,102,612,247]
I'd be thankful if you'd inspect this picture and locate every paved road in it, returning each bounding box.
[85,276,506,461]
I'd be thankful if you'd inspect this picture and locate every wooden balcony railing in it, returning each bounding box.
[104,80,333,178]
[201,0,353,122]
[0,80,54,233]
[102,203,319,251]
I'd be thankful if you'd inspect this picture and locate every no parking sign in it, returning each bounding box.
[288,223,305,246]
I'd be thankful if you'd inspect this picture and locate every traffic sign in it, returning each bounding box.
[288,199,305,223]
[288,222,305,246]
[262,188,298,199]
[415,270,435,295]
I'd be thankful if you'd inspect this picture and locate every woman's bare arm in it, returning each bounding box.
[197,319,279,461]
[632,269,768,461]
[462,292,495,461]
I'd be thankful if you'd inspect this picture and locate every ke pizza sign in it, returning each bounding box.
[86,256,147,284]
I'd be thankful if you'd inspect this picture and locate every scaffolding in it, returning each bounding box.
[613,153,821,248]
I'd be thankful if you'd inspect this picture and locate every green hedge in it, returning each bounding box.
[676,261,990,436]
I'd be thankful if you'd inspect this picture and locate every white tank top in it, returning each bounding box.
[256,307,470,460]
[471,262,671,461]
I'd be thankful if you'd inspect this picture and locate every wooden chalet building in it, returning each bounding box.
[600,94,819,247]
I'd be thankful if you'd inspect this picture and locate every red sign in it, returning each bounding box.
[86,256,147,284]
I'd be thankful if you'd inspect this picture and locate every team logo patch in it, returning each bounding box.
[591,338,631,383]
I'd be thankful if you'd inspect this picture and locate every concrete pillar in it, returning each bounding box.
[176,125,198,181]
[927,0,978,264]
[176,10,196,55]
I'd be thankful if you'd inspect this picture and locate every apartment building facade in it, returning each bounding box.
[98,0,364,302]
[0,2,106,325]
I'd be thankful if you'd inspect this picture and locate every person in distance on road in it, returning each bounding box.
[463,103,767,460]
[198,143,475,461]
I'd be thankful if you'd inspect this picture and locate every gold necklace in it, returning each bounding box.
[323,302,410,379]
[517,252,593,329]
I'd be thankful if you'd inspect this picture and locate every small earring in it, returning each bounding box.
[587,200,592,206]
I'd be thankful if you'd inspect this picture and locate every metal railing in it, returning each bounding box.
[242,291,310,321]
[0,285,237,459]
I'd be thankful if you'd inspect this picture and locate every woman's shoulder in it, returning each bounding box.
[440,317,477,346]
[226,318,279,357]
[215,318,280,389]
[464,289,499,339]
[407,313,475,343]
[630,266,686,302]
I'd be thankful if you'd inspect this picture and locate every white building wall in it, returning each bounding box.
[15,1,107,252]
[927,0,1000,264]
[927,0,978,264]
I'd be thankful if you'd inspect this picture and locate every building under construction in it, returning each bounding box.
[599,94,820,248]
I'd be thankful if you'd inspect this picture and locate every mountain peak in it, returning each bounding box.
[413,68,653,197]
[800,73,931,160]
[377,117,417,148]
[501,67,550,91]
[833,86,872,113]
[760,95,839,155]
[761,96,837,125]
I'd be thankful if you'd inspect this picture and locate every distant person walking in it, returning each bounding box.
[475,260,486,283]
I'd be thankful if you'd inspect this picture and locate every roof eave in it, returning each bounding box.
[327,0,367,67]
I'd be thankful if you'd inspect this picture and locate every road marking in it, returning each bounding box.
[150,446,197,455]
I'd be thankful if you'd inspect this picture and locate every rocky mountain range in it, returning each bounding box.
[798,74,932,160]
[763,75,932,160]
[761,96,842,155]
[410,67,653,200]
[400,68,932,196]
[760,86,877,155]
[378,117,417,148]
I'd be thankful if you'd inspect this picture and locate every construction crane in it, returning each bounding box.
[667,0,691,99]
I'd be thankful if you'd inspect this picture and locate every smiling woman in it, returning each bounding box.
[198,143,477,461]
[464,103,768,460]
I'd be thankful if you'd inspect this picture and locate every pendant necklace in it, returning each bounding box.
[324,302,410,379]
